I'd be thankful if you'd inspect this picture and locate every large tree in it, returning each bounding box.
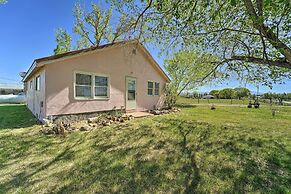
[54,2,144,54]
[234,87,251,99]
[53,28,72,54]
[113,0,291,86]
[164,50,220,104]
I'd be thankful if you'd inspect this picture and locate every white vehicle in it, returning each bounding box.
[0,93,26,104]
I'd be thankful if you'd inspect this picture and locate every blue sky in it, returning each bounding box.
[0,0,290,93]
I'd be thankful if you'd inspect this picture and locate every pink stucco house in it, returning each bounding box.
[23,40,170,122]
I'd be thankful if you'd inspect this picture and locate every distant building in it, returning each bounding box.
[202,95,215,99]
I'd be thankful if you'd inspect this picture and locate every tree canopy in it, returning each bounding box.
[219,88,237,99]
[164,50,220,96]
[113,0,291,86]
[234,87,251,99]
[53,0,291,87]
[54,2,143,55]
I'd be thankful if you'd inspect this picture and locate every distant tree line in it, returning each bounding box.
[186,88,291,102]
[182,87,251,100]
[209,88,251,99]
[262,92,291,102]
[0,88,23,95]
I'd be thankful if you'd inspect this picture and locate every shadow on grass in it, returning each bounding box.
[0,115,290,193]
[0,104,37,130]
[220,136,291,193]
[0,135,86,192]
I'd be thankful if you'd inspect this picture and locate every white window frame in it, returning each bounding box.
[154,82,160,96]
[35,75,40,91]
[147,80,160,96]
[94,74,110,99]
[147,81,154,96]
[29,80,33,89]
[74,71,110,100]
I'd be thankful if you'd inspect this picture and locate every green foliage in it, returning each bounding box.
[164,83,178,107]
[234,87,251,99]
[114,0,291,86]
[73,3,113,47]
[209,90,220,98]
[54,2,139,54]
[262,92,291,101]
[53,28,72,55]
[165,50,220,97]
[219,88,236,99]
[210,87,250,100]
[0,0,7,4]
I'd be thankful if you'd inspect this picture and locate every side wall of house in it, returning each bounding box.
[45,44,167,116]
[25,69,46,121]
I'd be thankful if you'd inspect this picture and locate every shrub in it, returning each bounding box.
[165,84,178,108]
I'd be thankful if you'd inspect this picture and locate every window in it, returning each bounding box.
[95,75,108,98]
[75,73,92,98]
[30,80,33,89]
[148,81,160,96]
[74,72,109,99]
[154,82,160,96]
[147,81,154,95]
[35,76,40,91]
[127,79,136,100]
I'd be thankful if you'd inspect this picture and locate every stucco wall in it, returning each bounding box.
[45,44,167,116]
[25,69,46,120]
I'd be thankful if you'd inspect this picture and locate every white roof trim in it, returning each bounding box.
[22,61,37,82]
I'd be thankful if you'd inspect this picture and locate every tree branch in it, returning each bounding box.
[231,55,291,69]
[133,0,152,29]
[177,63,221,96]
[189,28,261,36]
[243,0,291,63]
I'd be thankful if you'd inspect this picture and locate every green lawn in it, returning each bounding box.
[0,104,290,193]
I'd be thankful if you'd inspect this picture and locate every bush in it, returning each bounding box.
[165,84,178,108]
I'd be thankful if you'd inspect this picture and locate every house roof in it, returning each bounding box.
[23,40,170,82]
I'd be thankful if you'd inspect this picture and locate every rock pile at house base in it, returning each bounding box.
[40,114,135,135]
[40,107,181,135]
[40,122,78,135]
[149,107,181,115]
[88,114,135,126]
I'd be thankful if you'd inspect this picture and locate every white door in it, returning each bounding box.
[126,77,136,110]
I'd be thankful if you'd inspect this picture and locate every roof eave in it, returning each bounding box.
[22,61,37,82]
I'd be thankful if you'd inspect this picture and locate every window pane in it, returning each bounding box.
[155,89,159,95]
[148,89,153,95]
[76,86,91,97]
[148,81,153,88]
[128,91,135,100]
[155,82,159,95]
[128,80,135,90]
[95,87,108,97]
[155,82,159,89]
[36,76,40,91]
[95,76,108,86]
[76,73,91,85]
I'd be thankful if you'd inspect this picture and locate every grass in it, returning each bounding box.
[0,104,290,193]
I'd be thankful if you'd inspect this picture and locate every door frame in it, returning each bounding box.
[125,76,137,110]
